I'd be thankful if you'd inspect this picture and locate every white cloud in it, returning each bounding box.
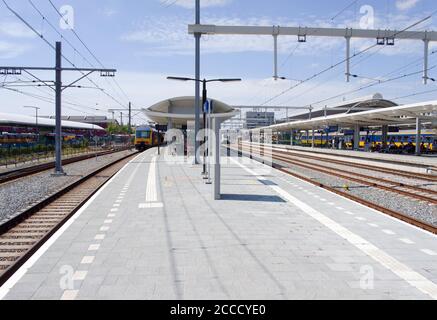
[159,0,232,9]
[122,15,345,57]
[0,41,32,59]
[102,8,118,18]
[122,12,436,58]
[396,0,421,11]
[0,21,35,38]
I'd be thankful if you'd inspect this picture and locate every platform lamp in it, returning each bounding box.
[23,106,41,141]
[167,76,242,175]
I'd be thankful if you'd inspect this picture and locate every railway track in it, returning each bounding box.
[239,143,437,206]
[242,142,437,182]
[0,147,131,185]
[231,144,437,235]
[0,151,138,287]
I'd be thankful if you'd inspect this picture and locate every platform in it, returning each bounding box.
[262,144,437,174]
[1,147,437,300]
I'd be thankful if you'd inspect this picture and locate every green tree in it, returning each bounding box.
[107,123,130,135]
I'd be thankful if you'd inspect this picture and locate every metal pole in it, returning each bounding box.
[194,0,201,164]
[35,107,39,145]
[120,112,123,126]
[128,102,132,134]
[206,101,212,184]
[157,127,161,156]
[54,41,64,175]
[202,80,208,176]
[346,36,351,82]
[214,117,222,200]
[354,124,360,150]
[273,33,278,80]
[424,39,429,85]
[416,118,422,155]
[311,129,315,148]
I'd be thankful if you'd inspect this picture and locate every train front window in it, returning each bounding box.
[136,131,151,139]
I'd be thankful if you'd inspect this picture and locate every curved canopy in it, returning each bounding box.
[143,96,238,126]
[261,100,437,131]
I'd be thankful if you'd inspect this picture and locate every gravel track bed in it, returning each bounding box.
[277,159,437,227]
[233,148,437,227]
[0,150,135,224]
[278,152,437,192]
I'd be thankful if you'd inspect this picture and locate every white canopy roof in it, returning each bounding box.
[0,113,105,131]
[262,100,437,131]
[144,96,238,125]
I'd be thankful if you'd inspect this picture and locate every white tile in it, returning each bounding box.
[81,256,95,264]
[61,290,79,301]
[73,271,88,281]
[382,229,396,235]
[104,220,113,224]
[88,244,100,251]
[421,249,437,256]
[95,234,106,240]
[399,238,415,245]
[100,226,110,232]
[139,203,164,209]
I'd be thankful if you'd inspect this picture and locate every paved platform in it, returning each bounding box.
[1,147,437,300]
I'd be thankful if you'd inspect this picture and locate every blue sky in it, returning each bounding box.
[1,0,437,124]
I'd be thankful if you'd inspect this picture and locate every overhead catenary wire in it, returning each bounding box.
[299,49,437,110]
[330,0,359,21]
[303,65,437,109]
[1,0,129,111]
[47,0,132,104]
[260,12,436,106]
[1,0,148,123]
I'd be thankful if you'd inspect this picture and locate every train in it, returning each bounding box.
[295,129,437,153]
[134,125,163,151]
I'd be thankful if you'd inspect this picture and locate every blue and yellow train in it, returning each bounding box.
[297,129,437,153]
[134,125,163,151]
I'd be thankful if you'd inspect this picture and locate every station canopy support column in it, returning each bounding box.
[354,125,360,151]
[381,125,389,150]
[416,118,422,155]
[213,117,223,200]
[311,129,315,148]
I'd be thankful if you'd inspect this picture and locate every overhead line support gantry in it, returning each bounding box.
[189,24,437,84]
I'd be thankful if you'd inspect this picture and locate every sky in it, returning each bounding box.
[0,0,437,124]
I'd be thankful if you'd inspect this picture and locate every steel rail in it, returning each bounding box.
[0,147,131,185]
[230,145,437,234]
[0,151,138,287]
[241,144,437,204]
[242,142,437,182]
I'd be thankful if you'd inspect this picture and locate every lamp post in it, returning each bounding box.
[167,76,241,175]
[23,106,41,140]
